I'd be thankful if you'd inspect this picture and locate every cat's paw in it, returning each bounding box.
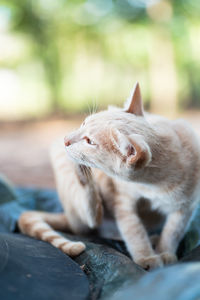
[160,252,177,265]
[135,254,163,271]
[75,165,92,186]
[75,164,103,228]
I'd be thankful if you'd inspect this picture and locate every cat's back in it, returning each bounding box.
[146,113,200,192]
[166,118,200,198]
[172,118,200,158]
[147,112,200,153]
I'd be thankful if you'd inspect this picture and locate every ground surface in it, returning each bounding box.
[0,112,200,188]
[0,116,84,188]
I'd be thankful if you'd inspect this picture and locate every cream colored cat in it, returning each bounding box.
[19,83,200,270]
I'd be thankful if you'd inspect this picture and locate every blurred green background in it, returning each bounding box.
[0,0,200,120]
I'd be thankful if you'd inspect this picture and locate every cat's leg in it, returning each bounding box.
[115,197,163,270]
[18,211,85,257]
[156,209,192,264]
[50,140,103,233]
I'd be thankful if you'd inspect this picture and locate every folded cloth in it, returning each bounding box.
[0,175,146,300]
[0,174,62,233]
[0,173,200,258]
[1,174,200,300]
[0,233,90,300]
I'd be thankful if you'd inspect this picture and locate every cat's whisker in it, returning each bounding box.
[92,99,96,115]
[86,101,92,116]
[91,99,94,115]
[93,98,98,114]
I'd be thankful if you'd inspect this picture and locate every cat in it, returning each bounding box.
[18,83,200,270]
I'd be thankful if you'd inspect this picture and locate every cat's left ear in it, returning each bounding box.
[125,82,144,116]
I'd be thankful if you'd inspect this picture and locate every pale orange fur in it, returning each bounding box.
[18,83,200,270]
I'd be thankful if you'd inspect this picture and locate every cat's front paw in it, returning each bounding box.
[160,252,177,265]
[75,164,92,185]
[135,254,163,271]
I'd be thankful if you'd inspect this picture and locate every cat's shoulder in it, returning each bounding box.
[145,112,195,133]
[171,118,197,139]
[144,112,173,127]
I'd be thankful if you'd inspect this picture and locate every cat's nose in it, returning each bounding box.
[64,137,71,147]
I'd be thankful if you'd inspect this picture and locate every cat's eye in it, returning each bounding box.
[83,136,95,145]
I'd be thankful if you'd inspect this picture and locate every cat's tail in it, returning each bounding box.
[18,211,85,257]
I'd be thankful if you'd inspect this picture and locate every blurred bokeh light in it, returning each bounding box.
[0,0,200,120]
[0,0,200,187]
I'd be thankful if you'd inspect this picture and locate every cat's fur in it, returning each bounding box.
[19,83,200,270]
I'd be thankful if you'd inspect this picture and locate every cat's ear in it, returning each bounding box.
[127,134,151,168]
[125,82,144,116]
[111,130,151,169]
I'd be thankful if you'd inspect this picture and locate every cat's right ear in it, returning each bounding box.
[124,82,144,116]
[111,129,151,169]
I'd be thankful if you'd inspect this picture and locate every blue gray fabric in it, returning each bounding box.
[0,176,62,233]
[1,175,200,300]
[0,175,146,299]
[0,233,90,300]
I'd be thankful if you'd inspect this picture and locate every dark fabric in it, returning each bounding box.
[0,176,146,299]
[0,176,62,233]
[62,233,146,299]
[107,263,200,300]
[0,233,90,300]
[1,175,200,300]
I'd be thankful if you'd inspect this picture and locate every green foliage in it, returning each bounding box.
[0,0,200,116]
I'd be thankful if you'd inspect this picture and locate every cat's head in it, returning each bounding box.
[64,83,152,181]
